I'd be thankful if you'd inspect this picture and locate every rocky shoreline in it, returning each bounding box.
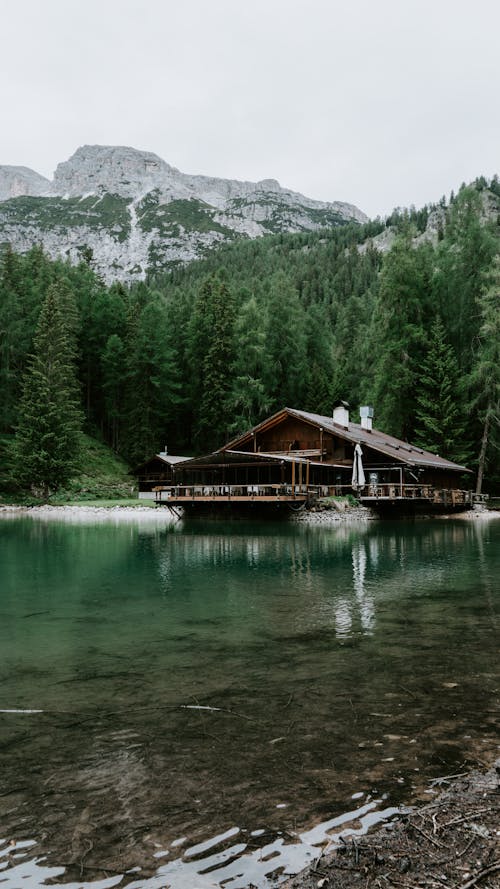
[291,504,377,523]
[1,502,499,525]
[282,759,500,889]
[0,503,178,522]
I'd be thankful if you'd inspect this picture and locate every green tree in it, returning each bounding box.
[413,316,470,464]
[469,256,500,494]
[123,295,183,464]
[264,271,307,411]
[228,293,270,433]
[12,282,83,497]
[0,245,54,432]
[101,334,126,451]
[435,186,497,369]
[369,238,434,438]
[195,275,236,450]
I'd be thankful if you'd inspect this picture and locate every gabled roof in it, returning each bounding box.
[224,407,470,473]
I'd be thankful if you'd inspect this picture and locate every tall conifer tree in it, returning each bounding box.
[13,282,83,497]
[196,276,236,450]
[413,316,469,464]
[369,237,433,439]
[469,256,500,493]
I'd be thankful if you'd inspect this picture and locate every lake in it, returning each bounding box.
[0,513,499,888]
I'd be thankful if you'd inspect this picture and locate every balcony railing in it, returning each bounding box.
[154,484,319,502]
[153,483,474,507]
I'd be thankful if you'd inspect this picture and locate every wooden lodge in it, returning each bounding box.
[134,451,190,498]
[153,404,474,514]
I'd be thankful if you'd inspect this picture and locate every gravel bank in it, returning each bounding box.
[0,504,178,523]
[291,506,377,523]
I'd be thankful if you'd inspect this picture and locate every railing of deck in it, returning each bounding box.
[154,484,320,501]
[153,483,474,507]
[357,484,473,505]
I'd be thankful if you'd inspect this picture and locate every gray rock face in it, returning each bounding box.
[52,145,178,199]
[0,145,368,282]
[0,166,51,201]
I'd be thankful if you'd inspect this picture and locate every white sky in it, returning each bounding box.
[1,0,499,218]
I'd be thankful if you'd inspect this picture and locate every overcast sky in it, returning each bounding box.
[2,0,499,218]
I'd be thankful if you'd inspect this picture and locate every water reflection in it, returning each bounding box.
[0,516,499,888]
[1,799,400,889]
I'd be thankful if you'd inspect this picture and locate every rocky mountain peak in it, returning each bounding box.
[52,144,180,198]
[0,144,368,282]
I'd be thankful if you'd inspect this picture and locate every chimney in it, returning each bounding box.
[360,405,374,432]
[333,400,350,428]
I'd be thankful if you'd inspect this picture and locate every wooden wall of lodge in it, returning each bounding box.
[251,417,349,462]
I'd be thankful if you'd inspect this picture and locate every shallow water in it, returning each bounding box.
[0,515,499,887]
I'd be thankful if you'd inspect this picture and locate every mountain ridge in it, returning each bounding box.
[0,145,367,282]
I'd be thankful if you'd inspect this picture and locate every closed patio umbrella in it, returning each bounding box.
[351,443,366,490]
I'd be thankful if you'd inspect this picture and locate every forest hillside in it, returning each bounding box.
[1,176,499,497]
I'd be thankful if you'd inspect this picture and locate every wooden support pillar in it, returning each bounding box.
[320,428,323,462]
[291,460,295,489]
[306,460,310,487]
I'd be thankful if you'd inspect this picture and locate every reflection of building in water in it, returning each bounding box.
[333,540,376,638]
[333,599,353,636]
[352,541,376,633]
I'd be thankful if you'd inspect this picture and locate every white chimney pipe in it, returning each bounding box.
[360,405,374,432]
[333,401,350,428]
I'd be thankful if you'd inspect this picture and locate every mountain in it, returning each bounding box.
[0,145,367,282]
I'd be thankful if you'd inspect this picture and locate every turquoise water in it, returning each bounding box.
[0,514,499,888]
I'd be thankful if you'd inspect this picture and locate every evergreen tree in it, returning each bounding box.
[12,282,83,497]
[303,303,335,414]
[413,316,470,464]
[196,276,236,450]
[264,271,307,411]
[0,245,53,432]
[368,238,433,439]
[101,334,126,451]
[228,293,270,433]
[304,361,332,415]
[435,187,497,369]
[123,295,183,464]
[469,256,500,493]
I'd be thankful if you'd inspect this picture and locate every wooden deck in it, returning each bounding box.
[154,483,474,510]
[358,484,473,508]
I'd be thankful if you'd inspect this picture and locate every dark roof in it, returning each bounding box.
[225,407,470,473]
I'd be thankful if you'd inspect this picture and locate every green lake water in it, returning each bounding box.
[0,514,499,888]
